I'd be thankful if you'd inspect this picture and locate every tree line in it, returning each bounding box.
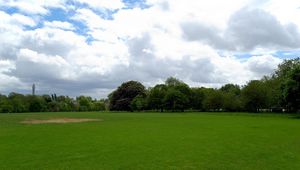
[109,58,300,113]
[0,58,299,113]
[0,94,107,113]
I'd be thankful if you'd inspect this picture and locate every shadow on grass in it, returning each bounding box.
[288,114,300,119]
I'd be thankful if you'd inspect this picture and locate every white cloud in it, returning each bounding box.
[263,0,300,27]
[0,0,298,97]
[0,0,67,15]
[0,11,36,27]
[44,21,75,30]
[73,8,109,30]
[246,55,282,78]
[75,0,124,10]
[0,60,22,92]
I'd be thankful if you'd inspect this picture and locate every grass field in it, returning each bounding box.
[0,112,300,170]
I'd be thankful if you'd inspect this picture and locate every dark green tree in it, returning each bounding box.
[164,88,189,111]
[190,87,205,111]
[0,94,13,113]
[147,84,168,111]
[241,80,268,112]
[8,93,28,112]
[220,84,242,111]
[281,65,300,112]
[203,89,224,111]
[165,77,184,87]
[76,96,93,111]
[28,95,45,112]
[109,81,146,111]
[130,94,147,111]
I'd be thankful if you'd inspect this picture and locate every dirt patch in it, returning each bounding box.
[21,118,102,124]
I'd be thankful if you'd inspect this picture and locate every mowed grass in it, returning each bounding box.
[0,112,300,170]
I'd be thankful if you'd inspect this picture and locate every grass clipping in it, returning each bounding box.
[21,118,101,124]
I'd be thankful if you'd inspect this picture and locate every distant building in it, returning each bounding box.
[32,84,35,96]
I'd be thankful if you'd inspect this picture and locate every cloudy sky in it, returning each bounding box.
[0,0,300,98]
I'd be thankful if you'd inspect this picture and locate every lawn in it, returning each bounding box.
[0,112,299,170]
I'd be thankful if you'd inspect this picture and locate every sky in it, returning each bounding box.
[0,0,300,98]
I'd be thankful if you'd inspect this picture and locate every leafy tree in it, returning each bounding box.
[220,84,242,111]
[203,89,224,111]
[275,58,300,79]
[76,96,92,111]
[8,93,28,112]
[28,95,45,112]
[131,95,147,111]
[109,81,146,111]
[261,76,281,110]
[92,101,106,111]
[222,92,242,112]
[164,88,189,111]
[190,88,205,110]
[147,84,168,111]
[241,80,268,112]
[0,94,13,113]
[165,77,184,87]
[281,65,300,112]
[220,84,241,95]
[47,101,60,112]
[163,77,191,111]
[270,57,300,112]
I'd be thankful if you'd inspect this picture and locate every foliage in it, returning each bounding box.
[0,93,106,113]
[190,88,205,110]
[281,65,300,112]
[241,80,268,112]
[202,88,224,111]
[130,95,147,111]
[221,84,242,111]
[163,88,189,111]
[109,81,146,111]
[147,84,168,112]
[1,58,299,113]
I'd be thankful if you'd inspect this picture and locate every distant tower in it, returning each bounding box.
[32,84,35,96]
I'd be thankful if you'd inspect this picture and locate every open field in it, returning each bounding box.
[0,112,300,170]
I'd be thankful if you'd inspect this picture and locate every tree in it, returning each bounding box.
[220,84,242,111]
[109,81,146,111]
[28,95,45,112]
[8,93,28,112]
[92,100,106,111]
[190,88,205,110]
[130,95,147,111]
[203,89,224,111]
[270,57,300,112]
[281,65,300,112]
[241,80,268,112]
[147,84,167,111]
[165,77,184,87]
[0,94,13,113]
[275,58,300,79]
[163,88,189,112]
[76,96,92,111]
[163,77,191,111]
[220,84,241,95]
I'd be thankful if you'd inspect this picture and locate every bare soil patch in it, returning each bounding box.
[21,118,101,124]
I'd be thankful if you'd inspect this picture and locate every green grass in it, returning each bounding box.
[0,112,300,170]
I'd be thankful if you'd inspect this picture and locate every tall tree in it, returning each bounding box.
[109,81,146,111]
[190,88,205,111]
[281,65,300,112]
[203,89,224,111]
[147,84,167,111]
[163,88,189,112]
[220,84,241,111]
[241,80,268,112]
